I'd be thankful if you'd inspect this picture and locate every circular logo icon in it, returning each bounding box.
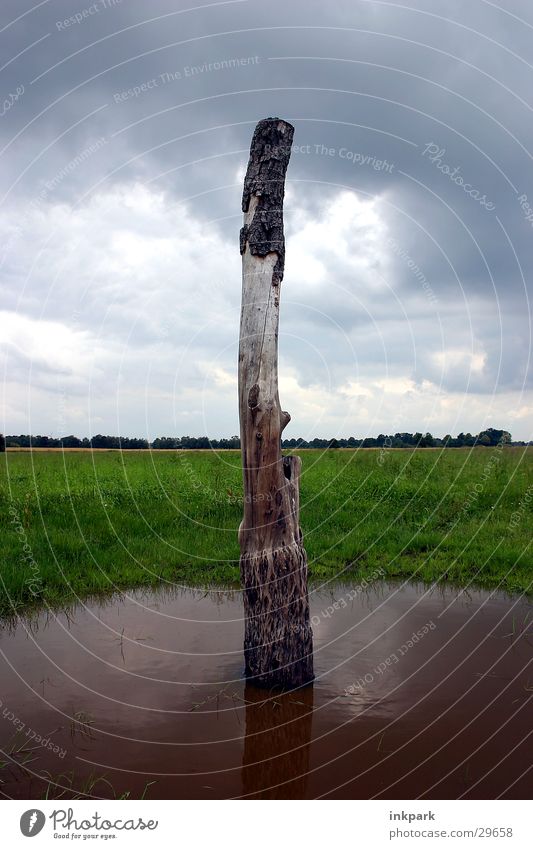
[20,810,46,837]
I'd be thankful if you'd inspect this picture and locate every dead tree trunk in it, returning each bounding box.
[238,117,314,689]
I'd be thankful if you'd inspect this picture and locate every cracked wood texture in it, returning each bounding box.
[238,118,314,689]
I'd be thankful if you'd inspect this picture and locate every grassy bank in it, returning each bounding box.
[1,447,531,617]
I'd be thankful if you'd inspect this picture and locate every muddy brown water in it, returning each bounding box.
[0,580,531,799]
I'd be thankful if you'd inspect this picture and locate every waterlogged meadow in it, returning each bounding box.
[0,447,531,617]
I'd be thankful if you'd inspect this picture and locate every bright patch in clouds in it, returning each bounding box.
[286,190,389,292]
[0,183,530,440]
[433,348,487,377]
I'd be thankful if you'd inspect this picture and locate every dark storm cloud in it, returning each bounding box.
[1,0,532,438]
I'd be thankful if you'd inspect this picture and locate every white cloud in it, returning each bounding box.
[286,190,390,295]
[1,311,95,381]
[1,183,531,441]
[433,348,487,375]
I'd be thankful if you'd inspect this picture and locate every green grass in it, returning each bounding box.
[1,447,531,617]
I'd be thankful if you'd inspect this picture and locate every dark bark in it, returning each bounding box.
[240,117,294,284]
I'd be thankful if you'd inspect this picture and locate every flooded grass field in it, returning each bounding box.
[0,579,531,800]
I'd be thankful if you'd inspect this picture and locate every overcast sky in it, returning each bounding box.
[0,0,531,440]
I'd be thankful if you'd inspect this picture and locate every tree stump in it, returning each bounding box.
[238,118,314,689]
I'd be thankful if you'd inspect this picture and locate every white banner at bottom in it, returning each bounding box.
[2,799,530,848]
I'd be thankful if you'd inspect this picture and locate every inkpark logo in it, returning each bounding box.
[20,809,46,837]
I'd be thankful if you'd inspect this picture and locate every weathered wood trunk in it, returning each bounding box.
[238,117,314,689]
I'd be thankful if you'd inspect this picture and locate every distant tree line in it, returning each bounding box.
[282,428,519,449]
[4,434,150,449]
[3,428,529,449]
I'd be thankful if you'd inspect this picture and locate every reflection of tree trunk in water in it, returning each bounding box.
[241,684,314,799]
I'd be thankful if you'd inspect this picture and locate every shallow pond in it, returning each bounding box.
[0,580,531,799]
